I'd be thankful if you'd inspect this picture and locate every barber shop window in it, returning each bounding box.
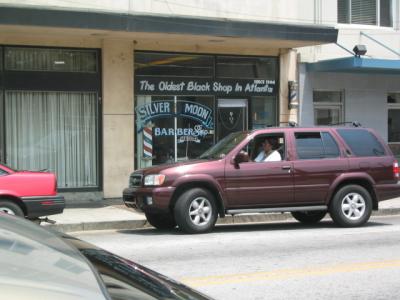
[388,93,400,159]
[314,91,344,126]
[216,56,277,79]
[338,0,393,27]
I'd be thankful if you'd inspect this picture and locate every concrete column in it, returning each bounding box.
[279,49,298,124]
[102,39,134,198]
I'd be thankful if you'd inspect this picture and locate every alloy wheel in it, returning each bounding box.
[341,192,366,220]
[188,197,212,226]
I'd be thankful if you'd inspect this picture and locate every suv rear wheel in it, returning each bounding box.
[174,188,218,234]
[330,185,372,227]
[145,212,176,230]
[0,200,24,217]
[291,211,326,224]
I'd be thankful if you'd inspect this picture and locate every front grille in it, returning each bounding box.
[129,174,143,187]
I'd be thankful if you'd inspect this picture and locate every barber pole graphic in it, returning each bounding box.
[143,126,153,158]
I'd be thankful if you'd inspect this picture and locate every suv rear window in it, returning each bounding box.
[337,129,385,157]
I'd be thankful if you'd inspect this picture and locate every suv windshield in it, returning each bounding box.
[199,132,248,159]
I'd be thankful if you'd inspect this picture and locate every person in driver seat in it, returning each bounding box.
[254,137,282,162]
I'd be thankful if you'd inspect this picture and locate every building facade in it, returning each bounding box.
[297,0,400,159]
[0,1,339,201]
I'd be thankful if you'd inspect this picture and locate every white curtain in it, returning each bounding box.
[5,91,98,188]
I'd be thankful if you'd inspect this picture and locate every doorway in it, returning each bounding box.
[217,99,248,141]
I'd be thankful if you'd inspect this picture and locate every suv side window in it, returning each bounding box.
[337,129,385,157]
[295,132,340,159]
[321,132,340,158]
[241,133,285,162]
[295,132,324,159]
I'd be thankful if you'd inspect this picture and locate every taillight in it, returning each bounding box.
[393,161,399,179]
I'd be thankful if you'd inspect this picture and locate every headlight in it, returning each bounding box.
[144,174,166,186]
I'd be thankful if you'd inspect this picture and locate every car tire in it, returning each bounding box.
[174,188,218,234]
[0,200,24,217]
[291,211,326,224]
[329,185,372,227]
[145,212,176,230]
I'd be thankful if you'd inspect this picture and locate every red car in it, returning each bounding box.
[0,163,65,218]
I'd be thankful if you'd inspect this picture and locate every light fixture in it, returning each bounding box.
[353,44,367,57]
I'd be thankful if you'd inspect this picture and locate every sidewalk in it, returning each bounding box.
[44,197,400,233]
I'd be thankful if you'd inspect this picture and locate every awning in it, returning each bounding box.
[307,57,400,74]
[0,5,338,49]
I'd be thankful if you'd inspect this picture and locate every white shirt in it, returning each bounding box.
[254,150,282,162]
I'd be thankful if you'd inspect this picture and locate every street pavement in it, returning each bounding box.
[44,197,400,233]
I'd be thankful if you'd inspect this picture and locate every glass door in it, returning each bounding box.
[217,99,248,141]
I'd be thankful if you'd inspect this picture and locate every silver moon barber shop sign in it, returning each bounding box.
[136,100,214,159]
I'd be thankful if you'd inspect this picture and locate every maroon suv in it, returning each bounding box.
[123,125,400,233]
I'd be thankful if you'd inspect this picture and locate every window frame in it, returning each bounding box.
[313,90,344,126]
[0,45,102,192]
[294,131,341,160]
[338,0,394,27]
[387,92,400,160]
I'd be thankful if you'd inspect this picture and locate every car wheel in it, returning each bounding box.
[145,212,176,230]
[174,188,218,234]
[0,200,24,217]
[329,185,372,227]
[291,211,326,224]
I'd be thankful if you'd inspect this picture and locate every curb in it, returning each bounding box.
[45,207,400,233]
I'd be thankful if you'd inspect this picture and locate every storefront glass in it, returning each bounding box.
[134,52,278,169]
[0,46,101,190]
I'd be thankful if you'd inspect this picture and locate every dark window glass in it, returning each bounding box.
[135,52,213,78]
[380,0,393,27]
[387,93,400,103]
[5,47,98,73]
[337,129,385,157]
[388,109,400,142]
[295,132,324,159]
[321,132,340,158]
[216,56,277,79]
[351,0,377,25]
[338,0,350,23]
[0,168,8,176]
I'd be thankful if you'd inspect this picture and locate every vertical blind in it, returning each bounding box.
[338,0,392,26]
[5,91,98,188]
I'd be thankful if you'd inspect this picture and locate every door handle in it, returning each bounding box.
[281,166,291,170]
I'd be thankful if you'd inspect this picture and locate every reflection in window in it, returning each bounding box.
[135,52,213,78]
[216,56,277,79]
[135,96,214,169]
[313,91,343,126]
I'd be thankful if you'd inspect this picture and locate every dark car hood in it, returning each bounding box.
[61,234,213,300]
[134,159,216,176]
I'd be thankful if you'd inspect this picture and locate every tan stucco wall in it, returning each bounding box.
[102,39,134,198]
[279,49,298,124]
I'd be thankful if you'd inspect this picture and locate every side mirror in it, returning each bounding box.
[233,151,249,167]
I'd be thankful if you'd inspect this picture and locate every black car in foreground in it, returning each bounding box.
[0,213,212,300]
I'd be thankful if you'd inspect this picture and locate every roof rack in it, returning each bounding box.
[329,121,362,127]
[279,121,298,127]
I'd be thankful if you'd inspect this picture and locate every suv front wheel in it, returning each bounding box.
[174,188,218,234]
[330,185,372,227]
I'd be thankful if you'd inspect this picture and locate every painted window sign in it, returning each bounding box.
[136,100,214,132]
[135,77,276,97]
